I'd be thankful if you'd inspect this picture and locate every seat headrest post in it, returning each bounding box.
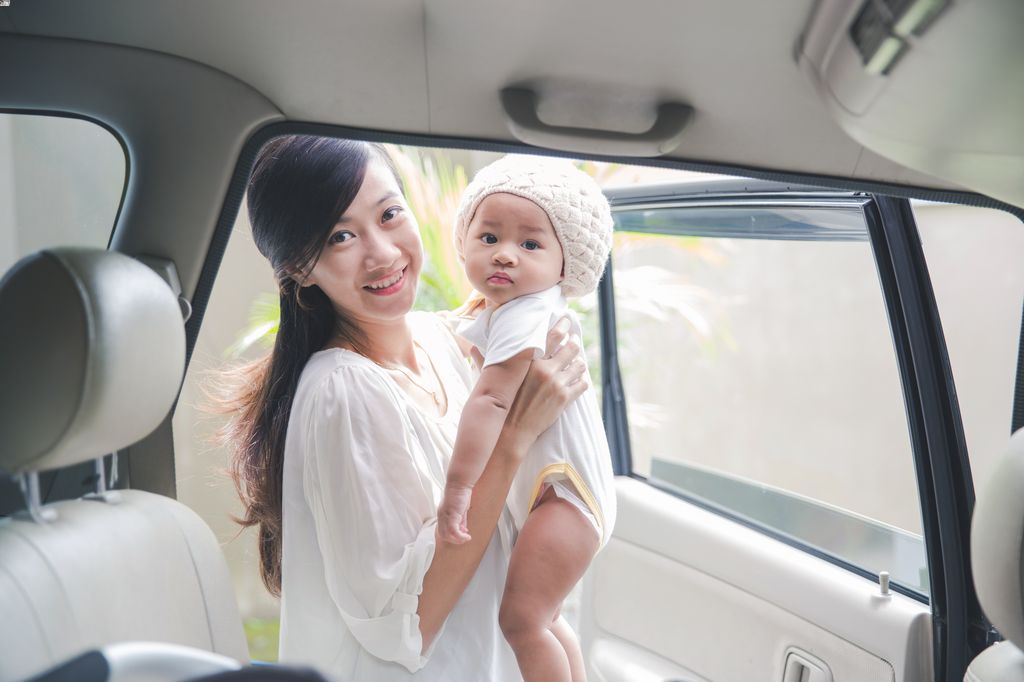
[81,454,122,501]
[84,455,123,505]
[94,457,107,495]
[108,451,120,489]
[17,472,57,524]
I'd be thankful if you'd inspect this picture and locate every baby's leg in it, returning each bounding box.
[500,488,599,682]
[551,613,588,682]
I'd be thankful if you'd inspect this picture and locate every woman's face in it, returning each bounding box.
[302,157,422,327]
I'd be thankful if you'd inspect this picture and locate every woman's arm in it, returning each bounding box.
[417,321,586,648]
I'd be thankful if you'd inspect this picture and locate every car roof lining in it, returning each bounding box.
[0,0,975,193]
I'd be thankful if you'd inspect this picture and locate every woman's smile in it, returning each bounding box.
[364,266,408,295]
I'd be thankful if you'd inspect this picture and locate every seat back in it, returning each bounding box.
[965,429,1024,681]
[0,249,248,681]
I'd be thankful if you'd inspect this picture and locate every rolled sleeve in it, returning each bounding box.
[337,522,439,672]
[303,366,444,672]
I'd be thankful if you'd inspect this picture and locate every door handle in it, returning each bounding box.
[783,648,833,682]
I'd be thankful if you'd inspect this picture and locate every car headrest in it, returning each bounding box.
[971,428,1024,649]
[0,248,186,475]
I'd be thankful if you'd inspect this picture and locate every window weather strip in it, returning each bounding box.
[1013,298,1024,434]
[865,196,982,682]
[597,258,631,476]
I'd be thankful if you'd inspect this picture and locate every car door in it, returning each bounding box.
[577,180,987,682]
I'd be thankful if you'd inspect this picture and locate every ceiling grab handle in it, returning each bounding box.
[500,86,692,158]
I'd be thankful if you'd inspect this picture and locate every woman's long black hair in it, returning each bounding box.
[220,135,400,595]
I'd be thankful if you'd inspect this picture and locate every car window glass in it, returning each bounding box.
[0,113,125,275]
[610,201,929,597]
[914,202,1024,494]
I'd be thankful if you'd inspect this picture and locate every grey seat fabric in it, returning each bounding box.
[965,429,1024,681]
[0,249,248,681]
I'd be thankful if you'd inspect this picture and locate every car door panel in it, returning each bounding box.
[581,478,932,682]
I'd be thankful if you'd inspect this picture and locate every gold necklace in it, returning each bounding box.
[377,341,443,407]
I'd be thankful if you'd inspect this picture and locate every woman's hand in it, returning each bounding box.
[505,316,589,448]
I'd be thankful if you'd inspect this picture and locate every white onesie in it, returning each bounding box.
[457,285,617,550]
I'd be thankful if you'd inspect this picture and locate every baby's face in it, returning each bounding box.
[463,192,564,306]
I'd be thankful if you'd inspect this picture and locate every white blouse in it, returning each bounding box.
[278,312,522,681]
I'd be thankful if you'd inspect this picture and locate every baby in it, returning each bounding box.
[438,155,617,681]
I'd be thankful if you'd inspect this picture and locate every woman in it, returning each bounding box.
[222,135,588,681]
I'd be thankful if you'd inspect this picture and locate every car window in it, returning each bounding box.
[914,202,1024,496]
[606,197,930,597]
[0,113,125,276]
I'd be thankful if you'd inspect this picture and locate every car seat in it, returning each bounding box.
[965,428,1024,681]
[0,248,250,680]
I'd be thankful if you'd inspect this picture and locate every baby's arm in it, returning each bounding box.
[438,349,533,543]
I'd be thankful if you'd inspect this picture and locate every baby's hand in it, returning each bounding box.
[437,485,473,544]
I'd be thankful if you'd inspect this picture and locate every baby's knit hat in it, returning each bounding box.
[452,155,613,297]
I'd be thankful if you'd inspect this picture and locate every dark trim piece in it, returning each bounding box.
[611,197,871,242]
[1014,297,1024,434]
[597,258,631,476]
[865,196,983,682]
[603,177,857,204]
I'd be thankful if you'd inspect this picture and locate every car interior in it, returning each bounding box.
[1,1,1023,681]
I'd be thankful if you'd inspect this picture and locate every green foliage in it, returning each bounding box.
[387,145,472,312]
[225,292,279,357]
[243,617,280,663]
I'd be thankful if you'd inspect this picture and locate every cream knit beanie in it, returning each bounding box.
[453,155,613,297]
